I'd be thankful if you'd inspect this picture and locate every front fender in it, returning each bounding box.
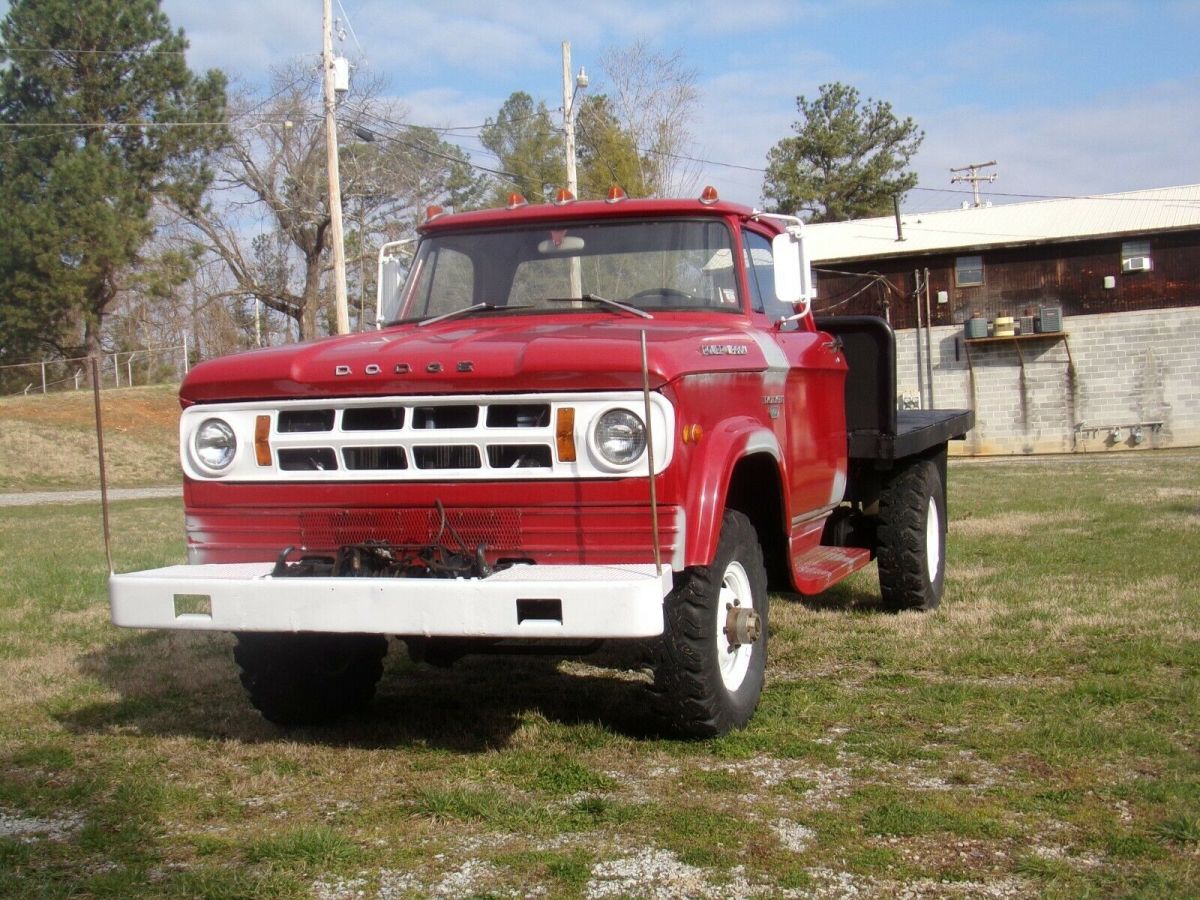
[683,416,783,568]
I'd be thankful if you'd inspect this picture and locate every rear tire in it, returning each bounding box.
[648,510,768,738]
[233,632,388,726]
[877,456,946,611]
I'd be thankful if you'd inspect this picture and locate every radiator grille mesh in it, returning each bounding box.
[299,508,523,550]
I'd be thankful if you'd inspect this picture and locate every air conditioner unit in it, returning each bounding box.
[1122,256,1152,273]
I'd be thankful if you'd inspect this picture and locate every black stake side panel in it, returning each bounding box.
[816,315,897,438]
[815,315,973,462]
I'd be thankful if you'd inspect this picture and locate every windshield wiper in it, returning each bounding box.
[417,302,530,328]
[544,292,653,320]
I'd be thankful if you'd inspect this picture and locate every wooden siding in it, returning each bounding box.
[813,228,1200,331]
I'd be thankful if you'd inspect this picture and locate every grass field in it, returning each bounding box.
[1,452,1197,898]
[0,385,180,491]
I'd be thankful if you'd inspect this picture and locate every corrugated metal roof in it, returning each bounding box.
[807,184,1200,262]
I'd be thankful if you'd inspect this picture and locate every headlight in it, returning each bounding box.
[593,409,646,466]
[194,418,237,471]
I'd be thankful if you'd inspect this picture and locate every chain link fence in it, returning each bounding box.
[0,343,191,397]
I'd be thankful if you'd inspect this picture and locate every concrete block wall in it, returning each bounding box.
[891,307,1200,455]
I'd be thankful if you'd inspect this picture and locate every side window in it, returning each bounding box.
[743,230,791,321]
[1121,240,1152,272]
[955,255,983,287]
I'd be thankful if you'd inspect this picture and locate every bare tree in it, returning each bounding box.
[182,63,482,341]
[598,42,700,197]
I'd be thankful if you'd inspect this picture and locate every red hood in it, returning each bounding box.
[181,313,774,403]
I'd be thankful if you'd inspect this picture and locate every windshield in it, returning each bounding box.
[384,218,740,323]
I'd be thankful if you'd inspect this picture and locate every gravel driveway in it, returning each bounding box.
[0,486,181,507]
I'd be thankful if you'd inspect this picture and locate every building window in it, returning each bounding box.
[955,255,983,287]
[1121,240,1152,273]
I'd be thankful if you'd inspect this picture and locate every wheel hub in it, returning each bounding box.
[724,603,761,648]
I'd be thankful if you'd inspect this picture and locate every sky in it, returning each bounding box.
[108,1,1200,212]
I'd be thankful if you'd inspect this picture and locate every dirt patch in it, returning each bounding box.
[0,807,83,842]
[771,818,816,852]
[0,386,180,489]
[586,848,776,899]
[0,385,179,431]
[951,510,1088,539]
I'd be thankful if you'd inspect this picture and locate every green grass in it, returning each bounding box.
[0,452,1198,896]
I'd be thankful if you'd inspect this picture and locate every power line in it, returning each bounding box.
[0,45,188,55]
[2,109,1190,209]
[0,120,235,128]
[343,104,527,188]
[333,0,366,59]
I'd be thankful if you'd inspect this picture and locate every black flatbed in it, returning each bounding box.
[848,408,974,461]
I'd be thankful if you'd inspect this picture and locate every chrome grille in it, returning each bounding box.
[180,392,674,482]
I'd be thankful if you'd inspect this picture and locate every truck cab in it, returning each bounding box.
[110,189,971,737]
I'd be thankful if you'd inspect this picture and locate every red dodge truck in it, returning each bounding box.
[110,188,972,737]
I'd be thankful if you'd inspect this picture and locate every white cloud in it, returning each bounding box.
[168,0,314,77]
[911,76,1200,209]
[155,0,1197,213]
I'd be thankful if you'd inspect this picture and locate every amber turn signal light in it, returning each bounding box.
[555,408,577,462]
[254,415,272,466]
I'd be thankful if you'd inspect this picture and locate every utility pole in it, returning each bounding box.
[950,160,997,208]
[561,41,584,198]
[323,0,350,335]
[561,41,587,297]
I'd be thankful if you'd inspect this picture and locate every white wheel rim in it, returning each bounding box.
[925,495,941,580]
[716,560,754,692]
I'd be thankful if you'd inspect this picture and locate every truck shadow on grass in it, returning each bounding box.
[787,583,893,614]
[63,631,664,751]
[65,588,885,749]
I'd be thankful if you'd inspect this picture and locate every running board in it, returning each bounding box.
[791,546,873,595]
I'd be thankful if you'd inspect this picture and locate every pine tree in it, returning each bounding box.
[0,0,226,363]
[763,82,923,223]
[479,92,564,205]
[575,94,651,199]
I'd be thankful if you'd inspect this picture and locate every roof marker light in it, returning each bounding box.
[606,185,627,203]
[425,205,445,222]
[507,192,528,209]
[553,188,575,205]
[699,185,720,205]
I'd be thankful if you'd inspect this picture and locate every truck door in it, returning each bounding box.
[742,230,848,527]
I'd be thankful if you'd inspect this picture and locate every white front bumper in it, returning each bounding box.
[109,563,671,639]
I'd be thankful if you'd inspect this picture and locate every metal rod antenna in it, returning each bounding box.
[90,357,114,574]
[913,269,925,409]
[924,267,936,408]
[641,331,662,576]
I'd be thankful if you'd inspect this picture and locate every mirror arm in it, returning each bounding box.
[774,303,811,330]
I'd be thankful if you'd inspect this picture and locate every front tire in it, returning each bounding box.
[877,455,947,611]
[649,510,768,738]
[233,632,388,726]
